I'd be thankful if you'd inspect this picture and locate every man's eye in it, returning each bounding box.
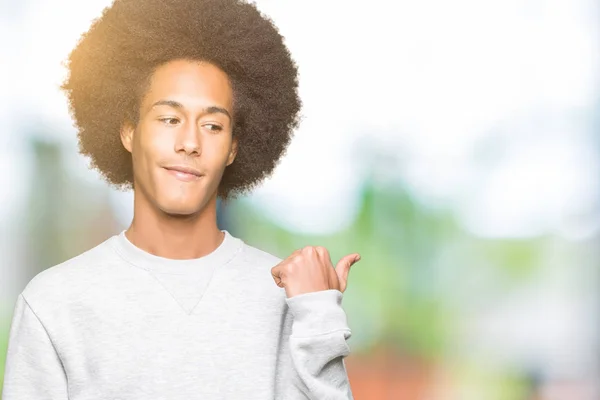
[205,124,223,132]
[159,117,180,125]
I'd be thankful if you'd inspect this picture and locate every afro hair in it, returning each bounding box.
[60,0,301,200]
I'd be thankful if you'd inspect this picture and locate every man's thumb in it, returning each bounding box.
[335,253,361,292]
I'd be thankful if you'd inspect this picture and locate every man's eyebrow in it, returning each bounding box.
[204,106,232,121]
[150,100,231,120]
[151,99,184,110]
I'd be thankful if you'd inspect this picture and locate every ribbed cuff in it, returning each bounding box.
[285,289,350,337]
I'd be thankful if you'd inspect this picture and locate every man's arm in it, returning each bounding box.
[277,289,354,400]
[2,294,69,399]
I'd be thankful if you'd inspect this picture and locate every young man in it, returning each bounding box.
[1,0,361,399]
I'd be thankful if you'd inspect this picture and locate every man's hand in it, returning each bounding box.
[271,246,361,298]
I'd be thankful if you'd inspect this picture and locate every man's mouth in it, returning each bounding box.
[163,166,203,182]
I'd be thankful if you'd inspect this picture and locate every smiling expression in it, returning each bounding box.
[120,59,238,216]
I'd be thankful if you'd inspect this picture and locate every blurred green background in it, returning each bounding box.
[1,0,599,399]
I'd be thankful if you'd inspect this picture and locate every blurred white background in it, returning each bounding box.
[1,0,599,398]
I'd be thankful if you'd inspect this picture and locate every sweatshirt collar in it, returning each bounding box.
[111,229,243,274]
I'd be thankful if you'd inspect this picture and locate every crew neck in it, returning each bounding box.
[110,230,244,275]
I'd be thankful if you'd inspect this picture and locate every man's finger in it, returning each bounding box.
[334,253,361,292]
[271,265,285,288]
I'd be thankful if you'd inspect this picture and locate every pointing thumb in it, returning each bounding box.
[335,253,361,293]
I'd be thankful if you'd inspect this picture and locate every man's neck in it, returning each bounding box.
[124,193,224,260]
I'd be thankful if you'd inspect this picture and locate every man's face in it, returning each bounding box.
[120,59,237,216]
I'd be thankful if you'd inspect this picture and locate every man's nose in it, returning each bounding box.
[176,122,201,155]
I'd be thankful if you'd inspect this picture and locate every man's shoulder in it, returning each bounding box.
[21,234,119,307]
[238,240,284,268]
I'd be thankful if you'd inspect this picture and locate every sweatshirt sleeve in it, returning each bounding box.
[1,294,69,400]
[280,289,354,400]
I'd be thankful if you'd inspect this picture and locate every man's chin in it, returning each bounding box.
[152,191,216,218]
[157,203,205,218]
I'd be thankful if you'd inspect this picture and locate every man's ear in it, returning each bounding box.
[120,122,135,154]
[226,137,238,166]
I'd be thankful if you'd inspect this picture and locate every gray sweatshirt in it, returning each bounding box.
[2,230,354,399]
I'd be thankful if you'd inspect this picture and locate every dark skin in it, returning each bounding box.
[120,59,360,297]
